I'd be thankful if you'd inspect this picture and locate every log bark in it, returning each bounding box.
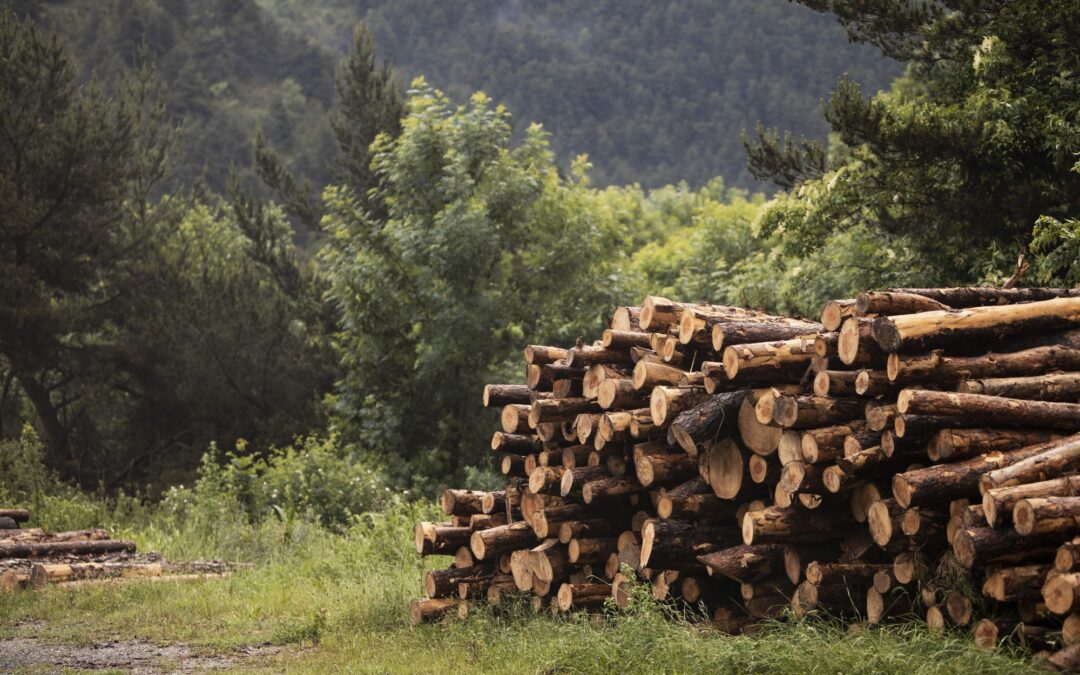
[0,510,29,523]
[929,428,1061,463]
[601,329,652,351]
[524,345,569,366]
[568,537,618,564]
[722,338,816,382]
[883,287,1080,308]
[865,403,898,432]
[491,432,541,455]
[980,433,1080,492]
[711,319,821,352]
[669,390,747,456]
[529,398,602,427]
[874,297,1080,353]
[958,372,1080,402]
[0,539,136,559]
[556,582,611,611]
[1015,497,1080,537]
[598,378,649,410]
[891,440,1052,508]
[952,526,1059,568]
[983,476,1080,527]
[415,522,473,556]
[696,543,786,583]
[741,505,852,545]
[800,421,869,464]
[772,395,862,429]
[779,461,827,494]
[483,384,533,408]
[441,489,488,517]
[887,346,1080,385]
[563,345,635,369]
[982,563,1050,602]
[582,476,644,504]
[634,450,696,488]
[470,522,538,561]
[897,390,1080,432]
[640,520,741,569]
[425,566,496,599]
[855,291,951,315]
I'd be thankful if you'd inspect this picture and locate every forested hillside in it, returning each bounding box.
[260,0,902,188]
[18,0,898,193]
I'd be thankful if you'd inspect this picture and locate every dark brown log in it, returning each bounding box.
[553,378,584,399]
[866,587,912,625]
[884,286,1080,308]
[0,539,136,559]
[669,391,747,456]
[582,476,644,504]
[470,522,538,561]
[849,482,884,523]
[958,372,1080,402]
[561,444,593,470]
[712,319,821,352]
[558,465,610,499]
[805,561,888,586]
[657,492,742,522]
[741,504,852,545]
[800,421,869,464]
[980,433,1080,492]
[602,329,652,351]
[773,395,862,429]
[641,520,741,569]
[0,517,16,530]
[821,299,857,332]
[529,398,602,427]
[945,591,973,626]
[1046,642,1080,670]
[634,450,697,488]
[854,370,897,397]
[811,370,856,398]
[984,476,1080,527]
[897,390,1080,432]
[855,291,951,315]
[722,338,817,381]
[1015,497,1080,537]
[842,429,885,457]
[598,409,648,442]
[929,428,1061,463]
[568,537,618,565]
[440,489,488,517]
[952,526,1059,568]
[415,522,472,556]
[982,564,1050,602]
[491,432,542,455]
[483,384,533,407]
[900,507,946,537]
[0,509,29,523]
[563,345,635,369]
[779,461,827,494]
[891,440,1054,508]
[556,582,611,611]
[887,346,1080,385]
[873,297,1080,353]
[892,551,928,585]
[696,544,786,583]
[822,465,853,494]
[557,518,624,545]
[425,566,496,599]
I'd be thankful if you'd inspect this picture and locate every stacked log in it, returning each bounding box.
[409,289,1080,664]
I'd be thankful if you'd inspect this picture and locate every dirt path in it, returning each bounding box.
[0,636,287,673]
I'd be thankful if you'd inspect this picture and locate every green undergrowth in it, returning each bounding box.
[0,436,1042,672]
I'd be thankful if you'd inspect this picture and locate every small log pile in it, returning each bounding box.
[0,508,247,591]
[409,289,1080,667]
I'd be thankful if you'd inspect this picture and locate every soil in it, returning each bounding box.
[0,635,288,673]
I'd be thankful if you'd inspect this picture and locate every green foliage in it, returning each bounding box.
[748,1,1080,282]
[322,82,633,488]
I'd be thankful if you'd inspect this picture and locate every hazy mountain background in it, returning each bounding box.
[20,0,899,194]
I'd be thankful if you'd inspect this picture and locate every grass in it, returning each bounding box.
[0,500,1044,674]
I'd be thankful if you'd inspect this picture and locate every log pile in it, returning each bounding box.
[409,289,1080,667]
[0,508,248,591]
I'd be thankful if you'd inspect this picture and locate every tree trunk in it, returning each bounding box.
[529,398,602,427]
[865,403,898,432]
[980,433,1080,492]
[524,345,569,365]
[0,510,30,523]
[929,428,1061,463]
[701,437,747,499]
[415,522,473,556]
[772,395,862,429]
[556,582,611,611]
[640,520,741,569]
[649,386,708,426]
[582,476,643,504]
[873,297,1080,353]
[983,476,1080,527]
[696,543,786,583]
[491,432,541,455]
[711,319,821,352]
[1014,497,1080,537]
[882,287,1080,308]
[887,346,1080,385]
[669,391,747,456]
[634,450,696,488]
[425,566,496,599]
[897,390,1080,432]
[958,372,1080,402]
[820,299,857,332]
[610,307,642,332]
[440,489,489,517]
[839,317,887,366]
[800,421,868,464]
[483,384,533,407]
[0,539,136,558]
[855,291,951,315]
[1044,572,1080,615]
[741,505,851,545]
[597,378,649,410]
[469,522,537,561]
[891,440,1052,508]
[722,338,816,382]
[981,563,1050,602]
[951,526,1060,568]
[409,598,464,625]
[601,329,652,351]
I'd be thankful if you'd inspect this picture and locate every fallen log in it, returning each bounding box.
[0,539,136,559]
[957,372,1080,402]
[980,433,1080,492]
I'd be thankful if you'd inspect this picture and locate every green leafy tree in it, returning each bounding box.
[745,1,1080,281]
[0,9,176,469]
[321,82,630,488]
